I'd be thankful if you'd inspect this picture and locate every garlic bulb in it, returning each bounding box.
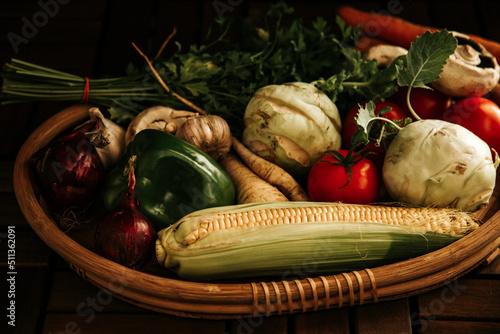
[88,107,126,170]
[175,115,232,161]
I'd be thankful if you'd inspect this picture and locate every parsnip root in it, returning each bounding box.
[219,151,288,204]
[231,137,310,201]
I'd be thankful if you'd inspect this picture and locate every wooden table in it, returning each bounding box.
[1,1,500,333]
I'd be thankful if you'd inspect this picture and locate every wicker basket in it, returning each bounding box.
[13,104,500,319]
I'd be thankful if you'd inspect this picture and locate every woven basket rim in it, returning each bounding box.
[13,104,500,319]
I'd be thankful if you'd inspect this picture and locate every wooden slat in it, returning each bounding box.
[473,248,500,276]
[0,193,31,228]
[353,299,412,334]
[0,161,15,193]
[0,18,102,44]
[418,279,500,322]
[294,308,350,334]
[0,0,104,75]
[227,315,288,334]
[46,271,149,313]
[421,320,500,334]
[94,0,156,76]
[42,313,226,334]
[153,0,204,54]
[0,104,38,161]
[0,0,105,19]
[28,102,85,134]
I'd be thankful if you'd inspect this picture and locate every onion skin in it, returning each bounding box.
[33,121,105,212]
[94,157,156,269]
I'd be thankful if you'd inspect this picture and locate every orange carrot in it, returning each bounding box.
[337,6,500,64]
[337,6,436,49]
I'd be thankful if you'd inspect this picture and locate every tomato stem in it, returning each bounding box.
[324,146,372,189]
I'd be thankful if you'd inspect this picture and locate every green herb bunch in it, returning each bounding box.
[1,1,400,136]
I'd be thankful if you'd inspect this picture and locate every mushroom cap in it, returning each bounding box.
[125,106,198,146]
[363,44,408,67]
[431,31,500,97]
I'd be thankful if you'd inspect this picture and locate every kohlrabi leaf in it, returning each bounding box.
[355,101,377,135]
[350,101,377,146]
[352,101,412,148]
[396,30,457,89]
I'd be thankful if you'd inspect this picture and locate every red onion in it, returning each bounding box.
[34,119,105,212]
[94,157,156,269]
[33,108,125,214]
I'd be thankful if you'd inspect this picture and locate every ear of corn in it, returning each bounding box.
[156,202,479,281]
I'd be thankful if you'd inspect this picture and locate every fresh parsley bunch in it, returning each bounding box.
[1,1,401,137]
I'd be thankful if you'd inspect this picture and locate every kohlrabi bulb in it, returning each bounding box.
[382,119,497,212]
[242,82,342,178]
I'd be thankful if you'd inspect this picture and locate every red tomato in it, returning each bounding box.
[388,86,452,120]
[307,150,380,204]
[342,101,407,170]
[440,96,500,153]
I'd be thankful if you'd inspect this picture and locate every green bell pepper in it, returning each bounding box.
[102,129,235,230]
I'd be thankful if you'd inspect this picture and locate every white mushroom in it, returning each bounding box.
[125,106,198,146]
[363,44,408,67]
[431,31,500,97]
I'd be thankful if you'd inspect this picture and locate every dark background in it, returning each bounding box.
[1,1,500,333]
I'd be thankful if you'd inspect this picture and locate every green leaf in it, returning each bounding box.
[396,30,457,88]
[312,17,328,35]
[183,81,209,96]
[355,101,377,136]
[179,58,222,83]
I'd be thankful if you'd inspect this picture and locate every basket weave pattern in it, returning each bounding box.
[13,105,500,319]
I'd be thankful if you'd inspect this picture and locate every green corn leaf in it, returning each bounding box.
[158,220,461,281]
